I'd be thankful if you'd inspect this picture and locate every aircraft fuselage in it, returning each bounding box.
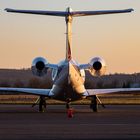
[50,59,86,101]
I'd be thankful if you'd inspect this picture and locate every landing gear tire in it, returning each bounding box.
[90,95,98,112]
[66,98,73,118]
[39,96,46,113]
[67,108,73,118]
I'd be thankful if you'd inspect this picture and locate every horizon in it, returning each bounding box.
[0,1,140,74]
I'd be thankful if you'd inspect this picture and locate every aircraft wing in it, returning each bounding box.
[0,87,50,96]
[85,88,140,96]
[72,9,134,17]
[5,8,67,17]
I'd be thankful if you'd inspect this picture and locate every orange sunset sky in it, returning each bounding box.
[0,0,140,74]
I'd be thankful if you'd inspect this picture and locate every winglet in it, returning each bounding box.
[5,8,13,12]
[125,8,134,12]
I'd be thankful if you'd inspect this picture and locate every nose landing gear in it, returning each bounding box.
[66,98,74,118]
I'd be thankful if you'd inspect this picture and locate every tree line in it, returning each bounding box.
[0,69,140,89]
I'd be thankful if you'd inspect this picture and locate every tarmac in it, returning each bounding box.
[0,104,140,140]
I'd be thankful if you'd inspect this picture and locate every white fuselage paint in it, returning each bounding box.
[69,61,85,93]
[49,59,86,101]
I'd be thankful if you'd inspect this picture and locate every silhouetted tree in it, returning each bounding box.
[28,78,41,88]
[0,81,11,87]
[13,79,24,88]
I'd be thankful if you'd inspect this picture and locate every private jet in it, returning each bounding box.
[0,7,139,117]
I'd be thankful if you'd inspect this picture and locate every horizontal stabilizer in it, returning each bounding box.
[5,8,134,17]
[5,8,67,17]
[72,9,134,17]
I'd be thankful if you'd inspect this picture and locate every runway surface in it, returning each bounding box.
[0,105,140,140]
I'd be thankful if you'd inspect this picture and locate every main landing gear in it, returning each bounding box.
[32,96,46,112]
[90,95,105,112]
[66,98,74,118]
[39,96,46,112]
[90,95,98,112]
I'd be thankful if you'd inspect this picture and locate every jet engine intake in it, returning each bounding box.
[89,57,106,76]
[31,57,48,77]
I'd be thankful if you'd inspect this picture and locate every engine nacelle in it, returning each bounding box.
[89,57,106,76]
[31,57,49,77]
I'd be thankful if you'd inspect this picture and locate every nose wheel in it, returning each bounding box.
[67,108,74,118]
[66,98,74,118]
